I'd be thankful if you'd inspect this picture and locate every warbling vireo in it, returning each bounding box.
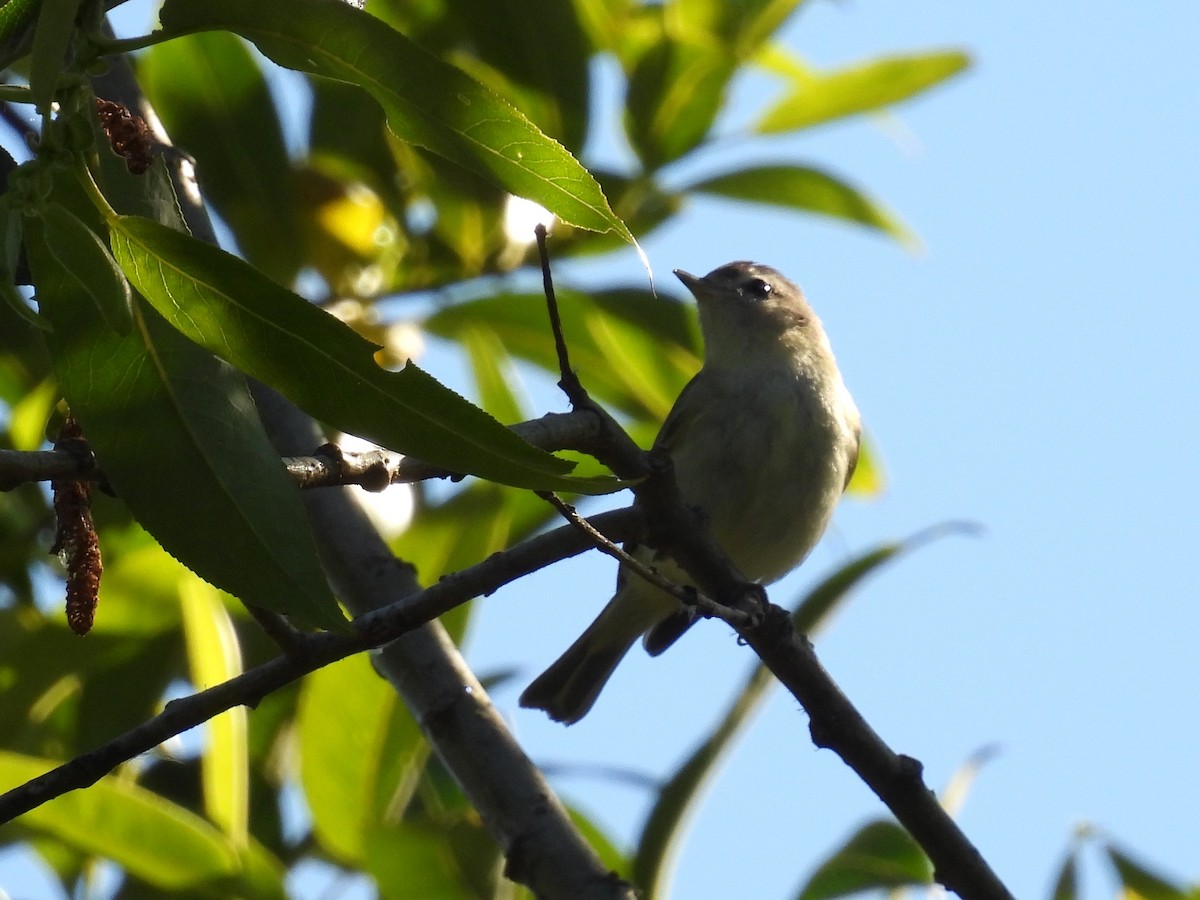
[520,261,861,724]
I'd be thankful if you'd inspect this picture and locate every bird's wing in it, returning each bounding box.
[652,370,710,455]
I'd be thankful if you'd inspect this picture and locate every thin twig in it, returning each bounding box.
[536,490,751,627]
[534,224,587,404]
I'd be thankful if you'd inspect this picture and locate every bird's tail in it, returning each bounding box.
[520,583,673,724]
[518,617,639,725]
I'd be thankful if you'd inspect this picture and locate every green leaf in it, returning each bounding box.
[1050,848,1079,900]
[461,323,526,426]
[633,528,966,896]
[1105,843,1189,900]
[107,214,619,493]
[442,0,591,152]
[626,35,735,167]
[157,0,633,242]
[426,287,700,421]
[0,751,286,898]
[29,0,80,113]
[757,49,970,134]
[795,820,933,899]
[845,431,885,497]
[363,821,481,900]
[666,0,809,59]
[299,654,395,864]
[687,164,917,249]
[39,202,133,333]
[0,203,50,330]
[139,31,303,284]
[27,216,348,631]
[180,579,248,846]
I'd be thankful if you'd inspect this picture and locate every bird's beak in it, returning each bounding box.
[673,269,704,294]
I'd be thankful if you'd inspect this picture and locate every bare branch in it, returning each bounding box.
[0,410,607,491]
[0,506,640,827]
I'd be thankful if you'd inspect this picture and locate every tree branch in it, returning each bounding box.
[254,386,638,900]
[0,410,606,491]
[0,506,640,822]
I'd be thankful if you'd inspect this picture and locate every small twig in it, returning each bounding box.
[243,604,307,657]
[534,224,587,404]
[536,490,752,628]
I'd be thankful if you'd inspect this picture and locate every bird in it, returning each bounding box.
[519,261,861,724]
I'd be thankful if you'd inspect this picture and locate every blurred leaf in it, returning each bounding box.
[308,76,401,203]
[1105,843,1189,900]
[180,579,248,846]
[395,483,519,589]
[299,653,396,864]
[795,820,932,899]
[426,288,700,420]
[845,433,884,498]
[27,215,347,632]
[0,751,286,898]
[293,162,400,296]
[29,0,80,113]
[158,0,634,242]
[687,164,917,249]
[626,35,734,167]
[107,214,620,493]
[139,31,303,283]
[39,202,133,333]
[444,0,591,152]
[939,744,999,818]
[1050,848,1079,900]
[666,0,808,59]
[460,323,526,426]
[634,527,965,896]
[757,49,970,134]
[364,820,487,900]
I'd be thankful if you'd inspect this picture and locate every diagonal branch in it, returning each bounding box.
[0,506,641,826]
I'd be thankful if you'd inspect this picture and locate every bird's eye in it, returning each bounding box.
[745,278,772,299]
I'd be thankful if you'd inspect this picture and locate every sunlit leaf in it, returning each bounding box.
[845,433,885,497]
[757,49,970,133]
[687,164,917,249]
[158,0,633,242]
[666,0,809,59]
[299,654,396,864]
[460,323,526,426]
[180,579,248,846]
[106,214,621,494]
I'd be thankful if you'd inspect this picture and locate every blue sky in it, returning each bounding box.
[6,2,1200,898]
[469,4,1200,899]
